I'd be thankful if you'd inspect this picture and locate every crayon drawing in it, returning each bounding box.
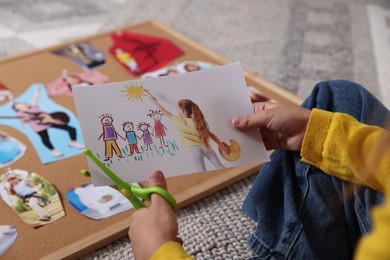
[73,63,269,185]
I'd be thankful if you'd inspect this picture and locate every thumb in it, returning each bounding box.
[232,112,270,130]
[148,170,167,189]
[148,171,171,210]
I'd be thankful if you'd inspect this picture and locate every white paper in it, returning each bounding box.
[73,63,269,185]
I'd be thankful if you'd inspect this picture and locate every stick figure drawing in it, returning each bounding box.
[97,114,124,161]
[122,121,141,156]
[147,109,168,148]
[137,121,153,151]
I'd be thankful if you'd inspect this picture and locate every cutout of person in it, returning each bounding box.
[12,87,83,158]
[122,121,141,156]
[183,62,201,72]
[158,68,179,77]
[6,176,51,222]
[147,109,168,148]
[137,121,154,151]
[149,94,230,172]
[62,70,92,92]
[98,114,124,161]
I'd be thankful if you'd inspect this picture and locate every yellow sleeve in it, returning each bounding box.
[150,242,193,260]
[355,183,390,260]
[301,108,390,193]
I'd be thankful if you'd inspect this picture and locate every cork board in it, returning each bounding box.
[0,20,302,259]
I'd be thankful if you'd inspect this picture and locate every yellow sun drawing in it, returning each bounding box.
[120,82,148,102]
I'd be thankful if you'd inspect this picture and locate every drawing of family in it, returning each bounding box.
[98,109,169,161]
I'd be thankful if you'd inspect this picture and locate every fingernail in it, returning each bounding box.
[232,117,241,126]
[149,171,164,181]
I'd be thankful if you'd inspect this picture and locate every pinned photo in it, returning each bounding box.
[0,225,17,256]
[0,130,26,169]
[0,169,65,228]
[109,31,183,75]
[66,182,138,220]
[52,42,105,70]
[47,70,109,97]
[141,61,217,78]
[0,83,84,164]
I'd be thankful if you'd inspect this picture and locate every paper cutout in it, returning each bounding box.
[0,84,84,164]
[142,62,272,103]
[47,70,109,97]
[0,169,65,228]
[0,131,27,168]
[52,42,105,70]
[0,81,13,103]
[73,63,269,185]
[141,61,217,78]
[0,225,17,256]
[66,182,138,220]
[109,31,183,75]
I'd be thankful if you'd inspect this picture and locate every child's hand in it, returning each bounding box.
[232,102,311,151]
[129,171,179,260]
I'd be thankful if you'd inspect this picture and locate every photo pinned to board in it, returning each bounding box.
[66,182,139,220]
[73,63,269,186]
[0,81,13,103]
[52,42,105,70]
[141,60,217,78]
[0,130,26,169]
[47,69,109,97]
[0,168,65,228]
[109,31,183,75]
[141,61,273,103]
[0,83,84,164]
[0,225,17,256]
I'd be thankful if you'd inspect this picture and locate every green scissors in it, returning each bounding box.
[81,148,177,210]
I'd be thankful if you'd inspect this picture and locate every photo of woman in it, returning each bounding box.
[149,93,230,172]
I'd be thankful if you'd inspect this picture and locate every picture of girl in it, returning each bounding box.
[149,94,230,172]
[12,87,83,157]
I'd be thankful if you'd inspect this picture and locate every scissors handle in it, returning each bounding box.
[131,185,177,209]
[81,148,177,210]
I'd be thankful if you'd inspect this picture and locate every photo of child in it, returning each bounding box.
[0,169,65,228]
[66,182,138,220]
[0,83,84,164]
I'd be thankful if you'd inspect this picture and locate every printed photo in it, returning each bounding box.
[109,31,183,75]
[52,42,105,70]
[0,83,84,164]
[0,130,27,168]
[66,182,138,220]
[47,70,109,97]
[73,63,269,185]
[0,169,65,228]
